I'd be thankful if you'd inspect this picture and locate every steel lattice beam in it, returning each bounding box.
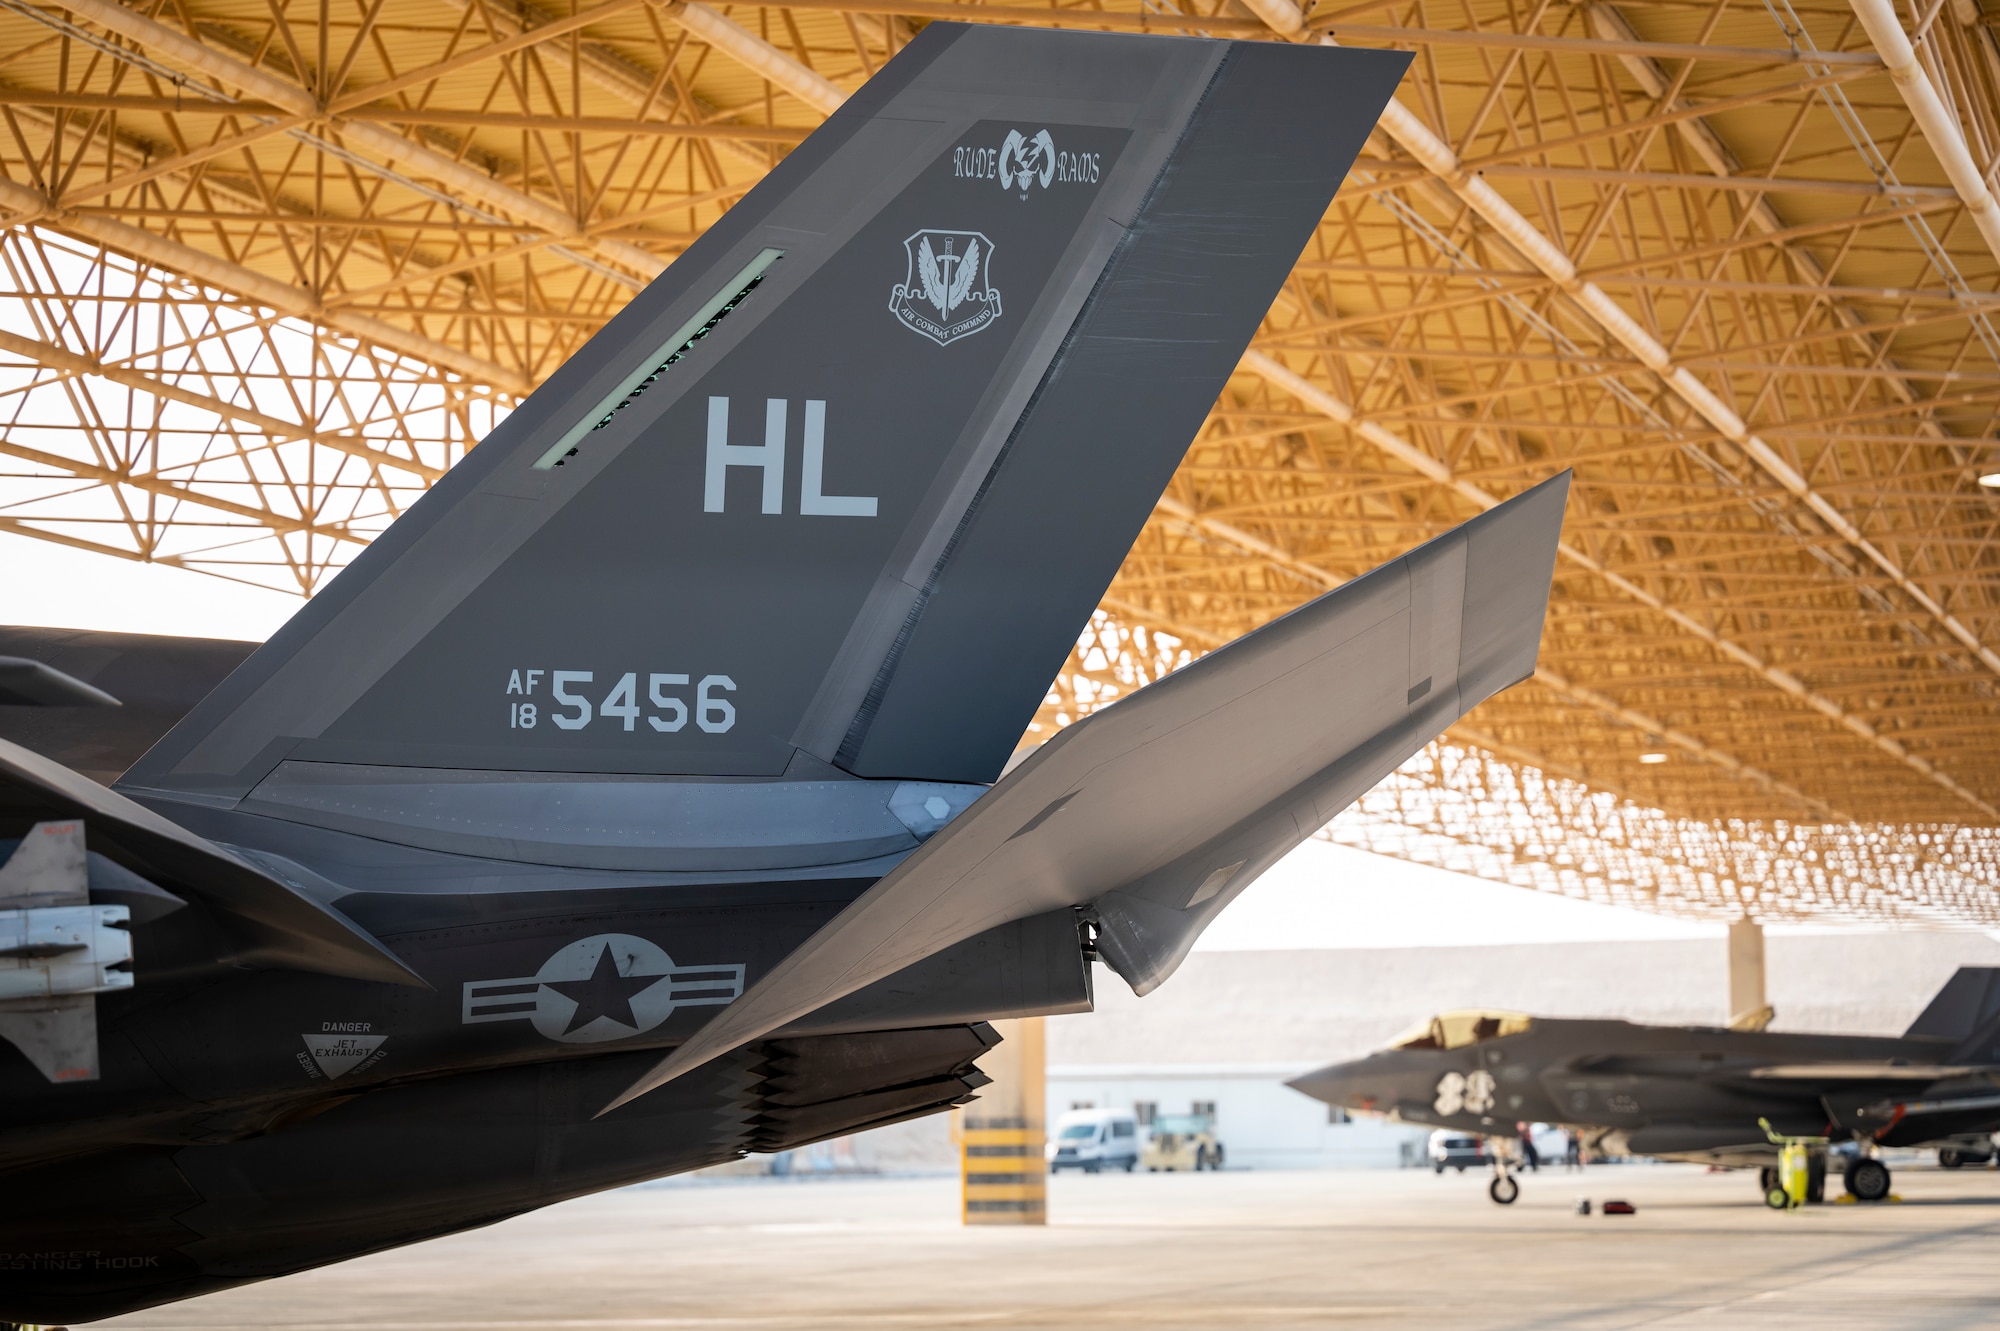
[0,0,1991,926]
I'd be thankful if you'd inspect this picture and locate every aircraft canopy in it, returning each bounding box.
[1390,1010,1533,1052]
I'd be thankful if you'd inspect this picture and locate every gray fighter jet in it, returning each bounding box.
[1288,968,2000,1205]
[0,26,1573,1323]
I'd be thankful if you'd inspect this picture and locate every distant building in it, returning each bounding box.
[1050,1061,1425,1170]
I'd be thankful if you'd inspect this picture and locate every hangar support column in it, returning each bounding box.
[961,1017,1046,1225]
[1729,920,1773,1031]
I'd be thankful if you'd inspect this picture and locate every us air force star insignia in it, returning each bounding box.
[459,933,746,1044]
[890,229,1002,347]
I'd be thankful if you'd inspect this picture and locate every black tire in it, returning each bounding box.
[1940,1147,1964,1169]
[1758,1166,1778,1195]
[1434,1162,1445,1174]
[1489,1174,1519,1205]
[1455,1165,1466,1173]
[1213,1144,1225,1171]
[1084,1161,1101,1175]
[1123,1158,1136,1172]
[1806,1152,1827,1205]
[1846,1158,1891,1202]
[1765,1186,1790,1210]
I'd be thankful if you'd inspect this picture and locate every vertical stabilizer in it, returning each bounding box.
[1905,967,2000,1041]
[117,28,1412,808]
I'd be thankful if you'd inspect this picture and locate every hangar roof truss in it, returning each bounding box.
[0,0,1995,922]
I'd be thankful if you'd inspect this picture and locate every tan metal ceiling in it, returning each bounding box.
[0,0,1995,923]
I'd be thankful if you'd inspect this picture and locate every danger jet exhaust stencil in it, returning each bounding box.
[298,1022,389,1082]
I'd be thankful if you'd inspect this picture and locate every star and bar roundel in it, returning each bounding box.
[461,933,746,1044]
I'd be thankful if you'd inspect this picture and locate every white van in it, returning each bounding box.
[1046,1108,1140,1173]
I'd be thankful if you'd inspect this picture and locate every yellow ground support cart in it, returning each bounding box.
[1759,1119,1825,1211]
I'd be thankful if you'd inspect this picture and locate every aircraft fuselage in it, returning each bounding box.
[0,836,1088,1322]
[1291,1017,1994,1167]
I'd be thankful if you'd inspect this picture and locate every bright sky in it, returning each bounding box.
[0,534,1801,951]
[0,531,300,641]
[1196,837,1726,951]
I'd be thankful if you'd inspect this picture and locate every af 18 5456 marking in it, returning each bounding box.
[504,669,736,734]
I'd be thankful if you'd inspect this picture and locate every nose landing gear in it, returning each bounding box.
[1844,1156,1892,1202]
[1488,1142,1521,1205]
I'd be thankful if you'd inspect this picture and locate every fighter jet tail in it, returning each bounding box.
[1948,1006,2000,1066]
[604,474,1569,1111]
[1903,967,2000,1041]
[117,28,1412,812]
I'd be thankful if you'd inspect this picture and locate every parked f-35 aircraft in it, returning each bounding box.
[0,25,1574,1323]
[1288,968,2000,1205]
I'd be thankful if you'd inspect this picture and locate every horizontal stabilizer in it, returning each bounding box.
[0,739,422,988]
[0,626,257,786]
[0,656,120,707]
[605,474,1569,1111]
